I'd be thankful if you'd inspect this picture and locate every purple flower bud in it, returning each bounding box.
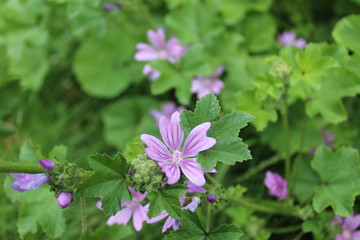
[129,170,135,175]
[191,66,225,99]
[10,173,49,192]
[39,160,55,171]
[103,2,121,11]
[57,192,73,209]
[264,171,288,201]
[187,181,207,194]
[278,31,307,49]
[207,194,216,203]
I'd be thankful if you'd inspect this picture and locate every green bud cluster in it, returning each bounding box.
[267,56,292,80]
[47,162,82,194]
[128,154,164,192]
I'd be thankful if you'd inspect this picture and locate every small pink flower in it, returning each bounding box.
[264,171,288,201]
[107,187,149,231]
[143,64,161,81]
[191,66,225,99]
[150,102,185,126]
[147,197,200,232]
[141,112,216,186]
[57,192,73,209]
[334,214,360,240]
[278,31,307,49]
[135,28,189,63]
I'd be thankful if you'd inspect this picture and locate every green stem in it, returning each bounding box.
[228,196,285,215]
[0,160,45,174]
[81,196,87,235]
[206,201,212,233]
[267,224,301,234]
[282,95,291,180]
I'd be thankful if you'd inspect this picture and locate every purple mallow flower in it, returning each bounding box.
[264,171,288,201]
[191,66,225,99]
[150,102,185,126]
[147,197,200,233]
[207,194,216,203]
[187,181,207,194]
[107,187,149,232]
[141,112,216,186]
[135,28,188,63]
[10,173,49,192]
[278,31,307,49]
[103,2,121,11]
[143,64,161,81]
[309,129,335,155]
[57,192,73,209]
[39,160,56,171]
[333,214,360,240]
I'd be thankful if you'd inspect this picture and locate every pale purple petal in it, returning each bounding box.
[179,196,187,206]
[207,168,217,173]
[187,181,207,194]
[343,215,360,231]
[211,66,224,78]
[141,134,172,161]
[352,231,360,239]
[211,79,225,95]
[147,210,169,224]
[159,112,184,151]
[180,158,206,186]
[96,200,103,210]
[160,162,181,184]
[264,171,288,200]
[278,31,296,46]
[147,28,166,49]
[133,204,148,231]
[295,38,307,49]
[162,102,177,116]
[135,43,159,61]
[172,219,181,231]
[162,216,176,233]
[182,122,216,157]
[128,187,147,202]
[182,196,200,212]
[107,207,133,226]
[166,37,188,63]
[39,160,55,171]
[10,173,49,192]
[57,192,72,209]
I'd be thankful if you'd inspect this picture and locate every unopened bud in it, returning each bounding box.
[57,192,72,209]
[207,194,216,203]
[39,160,55,171]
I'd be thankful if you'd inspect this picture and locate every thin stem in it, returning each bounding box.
[267,224,301,234]
[81,196,87,235]
[228,196,285,215]
[282,95,291,180]
[206,201,212,233]
[0,160,45,174]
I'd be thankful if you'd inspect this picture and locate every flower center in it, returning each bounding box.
[158,49,168,59]
[172,150,183,166]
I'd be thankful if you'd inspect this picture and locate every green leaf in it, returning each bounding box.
[311,146,360,216]
[147,184,187,219]
[302,212,333,234]
[19,141,44,164]
[73,28,142,98]
[102,96,160,150]
[180,94,253,170]
[49,145,68,161]
[332,14,360,53]
[164,211,243,239]
[79,153,131,216]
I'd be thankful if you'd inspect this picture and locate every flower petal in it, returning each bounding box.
[141,134,172,161]
[343,215,360,231]
[211,65,224,78]
[160,162,180,185]
[133,205,148,231]
[147,28,166,49]
[146,210,169,224]
[10,173,49,192]
[106,207,133,226]
[162,216,175,233]
[180,158,206,186]
[135,43,159,61]
[182,122,216,157]
[159,112,184,151]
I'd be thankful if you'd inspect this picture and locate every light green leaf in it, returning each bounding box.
[147,184,187,219]
[311,146,360,216]
[79,153,131,216]
[332,14,360,53]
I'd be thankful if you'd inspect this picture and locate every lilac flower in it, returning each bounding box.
[103,2,121,11]
[143,64,161,81]
[107,187,149,231]
[10,173,49,192]
[135,28,189,63]
[187,181,207,194]
[278,31,307,49]
[264,171,288,201]
[191,66,225,99]
[150,102,185,126]
[334,214,360,240]
[39,160,55,171]
[147,197,200,232]
[323,130,335,150]
[207,194,216,203]
[57,192,73,209]
[141,112,216,186]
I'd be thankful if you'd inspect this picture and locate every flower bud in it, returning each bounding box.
[39,160,55,171]
[57,192,72,209]
[207,194,216,203]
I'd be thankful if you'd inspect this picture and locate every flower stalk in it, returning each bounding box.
[0,160,45,174]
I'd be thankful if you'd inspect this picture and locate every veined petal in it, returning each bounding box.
[135,43,159,61]
[159,112,184,151]
[141,134,172,161]
[133,205,148,231]
[180,158,206,186]
[162,216,175,233]
[10,173,49,192]
[147,28,166,49]
[106,207,133,226]
[182,122,216,157]
[146,210,169,224]
[160,162,180,185]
